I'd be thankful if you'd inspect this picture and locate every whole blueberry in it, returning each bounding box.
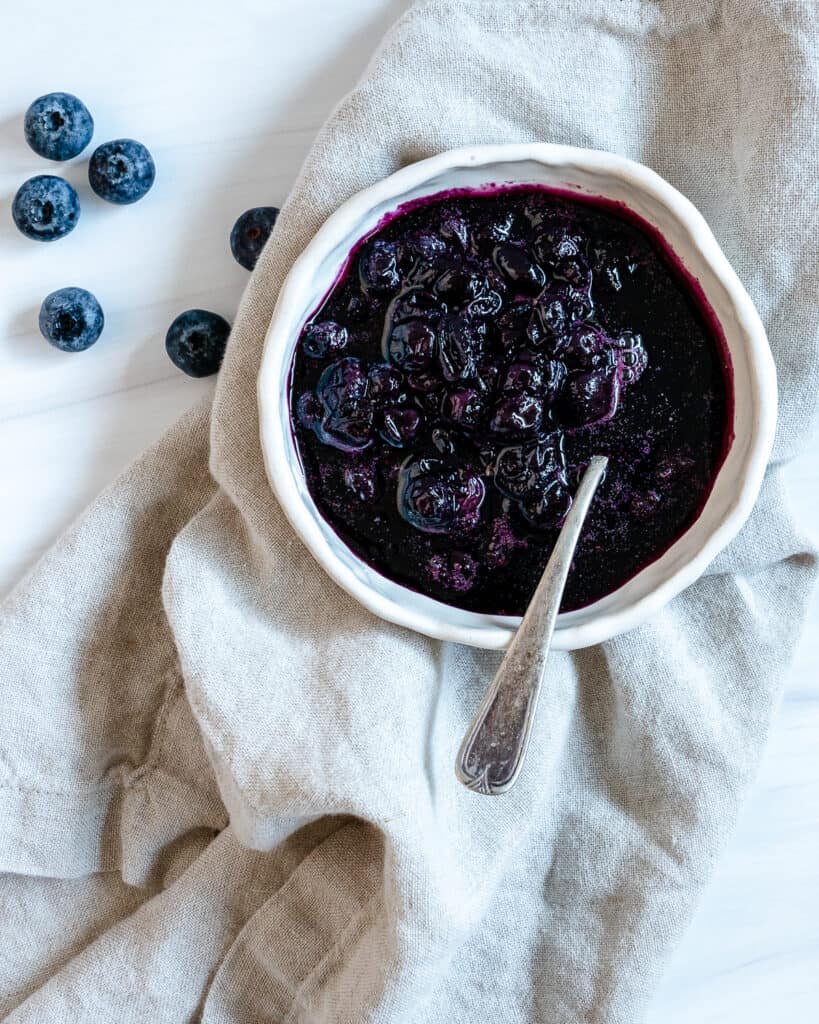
[24,92,94,160]
[88,138,155,204]
[230,206,279,270]
[12,175,79,241]
[38,287,103,352]
[165,309,230,377]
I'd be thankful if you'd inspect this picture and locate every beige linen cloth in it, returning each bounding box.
[1,1,817,1021]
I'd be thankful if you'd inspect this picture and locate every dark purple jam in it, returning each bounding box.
[289,185,732,616]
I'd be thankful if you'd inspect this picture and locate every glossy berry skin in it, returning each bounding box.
[88,139,155,204]
[165,309,230,377]
[302,321,348,359]
[12,175,79,241]
[24,92,93,160]
[38,287,103,352]
[230,206,279,270]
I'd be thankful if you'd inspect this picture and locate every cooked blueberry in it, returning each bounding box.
[475,211,516,246]
[562,323,614,371]
[88,139,155,204]
[492,243,546,294]
[297,391,323,427]
[406,369,443,394]
[405,231,447,259]
[426,550,479,592]
[439,213,469,249]
[313,357,374,452]
[534,225,585,267]
[438,314,486,381]
[165,309,230,377]
[497,299,534,348]
[467,289,503,317]
[556,364,621,427]
[433,261,484,302]
[368,363,404,399]
[527,283,592,350]
[519,480,572,529]
[360,240,400,293]
[385,287,443,327]
[38,287,103,352]
[502,354,566,402]
[12,175,79,241]
[430,426,458,455]
[489,392,544,437]
[24,92,93,160]
[493,435,566,500]
[397,458,485,534]
[379,405,422,447]
[230,206,279,270]
[553,253,591,288]
[343,464,381,501]
[386,319,436,370]
[441,387,484,427]
[302,320,348,358]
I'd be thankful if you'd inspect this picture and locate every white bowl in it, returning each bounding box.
[258,144,777,651]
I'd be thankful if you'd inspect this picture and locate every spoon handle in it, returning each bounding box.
[455,456,608,796]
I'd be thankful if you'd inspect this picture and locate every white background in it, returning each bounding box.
[0,1,816,1019]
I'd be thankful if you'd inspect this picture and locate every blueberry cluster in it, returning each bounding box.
[295,199,647,536]
[12,91,280,375]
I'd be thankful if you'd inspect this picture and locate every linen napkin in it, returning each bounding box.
[1,1,817,1020]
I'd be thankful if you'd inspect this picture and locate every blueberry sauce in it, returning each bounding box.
[289,185,733,616]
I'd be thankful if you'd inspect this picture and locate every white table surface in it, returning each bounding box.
[1,1,816,1018]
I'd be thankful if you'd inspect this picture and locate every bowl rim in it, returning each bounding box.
[257,143,777,650]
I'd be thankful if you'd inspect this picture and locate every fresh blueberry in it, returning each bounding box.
[397,457,485,534]
[88,138,155,204]
[38,287,103,352]
[379,405,422,447]
[386,319,436,370]
[24,92,93,160]
[165,309,230,377]
[12,175,79,241]
[302,320,348,358]
[492,243,546,294]
[230,206,279,270]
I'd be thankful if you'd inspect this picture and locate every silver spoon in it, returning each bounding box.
[455,456,609,795]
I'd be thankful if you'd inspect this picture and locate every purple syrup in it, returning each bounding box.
[288,185,733,616]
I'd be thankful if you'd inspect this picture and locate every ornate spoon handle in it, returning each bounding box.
[455,456,608,796]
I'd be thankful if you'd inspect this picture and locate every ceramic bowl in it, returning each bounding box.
[257,144,777,650]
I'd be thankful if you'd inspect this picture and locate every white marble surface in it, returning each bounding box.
[0,0,816,1018]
